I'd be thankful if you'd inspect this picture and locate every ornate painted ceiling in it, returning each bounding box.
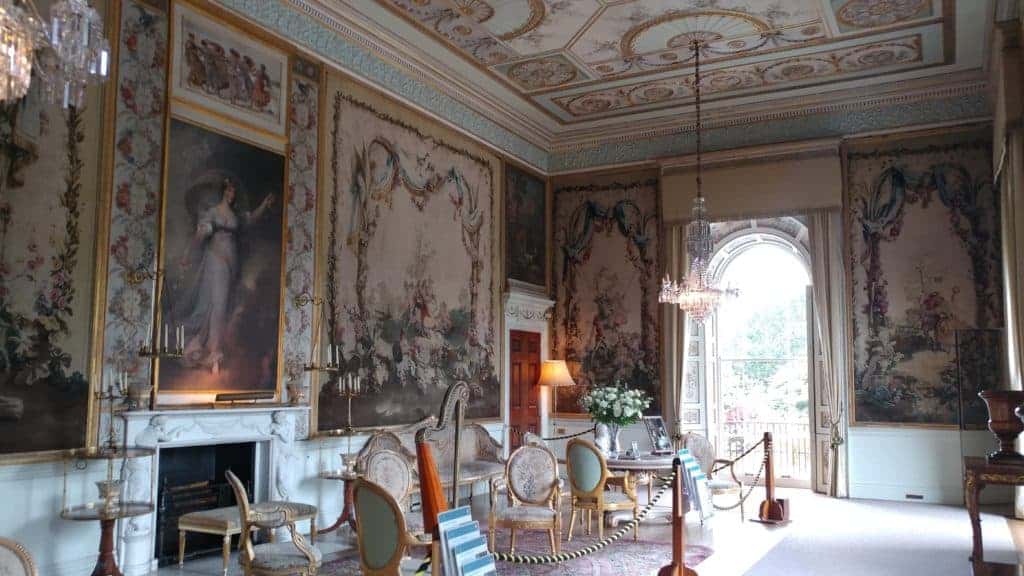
[362,0,985,125]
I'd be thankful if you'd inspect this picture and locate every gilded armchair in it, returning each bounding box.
[353,478,435,576]
[226,470,322,576]
[0,538,36,576]
[565,438,639,541]
[488,444,561,554]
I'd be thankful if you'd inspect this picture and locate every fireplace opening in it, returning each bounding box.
[155,442,256,566]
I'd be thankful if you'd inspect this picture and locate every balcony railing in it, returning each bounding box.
[720,420,811,484]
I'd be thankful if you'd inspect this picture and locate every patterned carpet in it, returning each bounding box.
[322,528,712,575]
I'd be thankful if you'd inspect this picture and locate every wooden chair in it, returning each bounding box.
[488,444,561,554]
[565,438,639,541]
[684,432,745,519]
[353,478,434,576]
[0,538,36,576]
[226,470,322,575]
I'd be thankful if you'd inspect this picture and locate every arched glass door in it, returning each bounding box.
[710,239,812,488]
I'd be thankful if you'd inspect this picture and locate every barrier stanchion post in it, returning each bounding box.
[658,458,697,576]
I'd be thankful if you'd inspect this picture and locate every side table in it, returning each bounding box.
[62,501,153,576]
[964,456,1024,575]
[317,469,359,535]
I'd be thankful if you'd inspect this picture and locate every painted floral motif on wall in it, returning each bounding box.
[0,88,97,454]
[846,131,1002,426]
[282,59,320,403]
[103,0,167,402]
[552,177,660,415]
[505,164,546,288]
[317,77,500,430]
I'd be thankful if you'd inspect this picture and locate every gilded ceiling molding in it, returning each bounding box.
[549,87,990,173]
[211,0,552,171]
[554,77,988,150]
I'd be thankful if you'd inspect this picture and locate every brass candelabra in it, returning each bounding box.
[127,267,184,360]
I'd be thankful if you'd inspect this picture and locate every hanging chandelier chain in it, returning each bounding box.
[692,38,702,200]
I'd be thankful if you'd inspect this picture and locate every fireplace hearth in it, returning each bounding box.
[155,442,256,565]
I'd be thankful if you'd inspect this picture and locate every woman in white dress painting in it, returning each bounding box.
[177,174,275,374]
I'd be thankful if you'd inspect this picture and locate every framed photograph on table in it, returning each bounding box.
[644,415,672,454]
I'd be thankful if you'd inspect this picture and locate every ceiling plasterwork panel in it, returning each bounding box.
[369,0,967,128]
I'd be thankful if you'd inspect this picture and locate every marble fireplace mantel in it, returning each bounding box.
[116,405,310,576]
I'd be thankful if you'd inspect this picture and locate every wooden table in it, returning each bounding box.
[62,501,154,576]
[317,468,359,535]
[964,456,1024,575]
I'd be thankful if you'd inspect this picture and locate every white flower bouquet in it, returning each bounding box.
[581,383,651,427]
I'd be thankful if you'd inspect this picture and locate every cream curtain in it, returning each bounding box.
[663,224,692,444]
[808,209,848,498]
[1001,125,1024,391]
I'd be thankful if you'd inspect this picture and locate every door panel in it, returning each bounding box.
[509,330,541,450]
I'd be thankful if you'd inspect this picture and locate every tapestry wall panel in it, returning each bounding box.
[846,129,1003,427]
[317,76,501,430]
[552,176,661,415]
[505,165,546,289]
[0,83,105,454]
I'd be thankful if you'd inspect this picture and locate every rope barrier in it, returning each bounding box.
[709,437,765,475]
[538,427,596,442]
[712,453,766,511]
[490,471,676,565]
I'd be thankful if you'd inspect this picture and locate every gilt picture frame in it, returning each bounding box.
[154,118,287,403]
[171,1,288,139]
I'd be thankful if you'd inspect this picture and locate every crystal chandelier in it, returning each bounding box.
[0,0,109,108]
[658,40,736,323]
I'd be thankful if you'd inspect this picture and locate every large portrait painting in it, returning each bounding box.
[0,84,102,455]
[505,165,546,289]
[846,130,1003,426]
[171,1,287,137]
[552,176,661,415]
[158,119,286,398]
[317,76,500,431]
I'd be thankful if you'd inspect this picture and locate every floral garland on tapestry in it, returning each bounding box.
[317,81,499,431]
[0,95,92,454]
[847,134,1003,427]
[552,178,661,415]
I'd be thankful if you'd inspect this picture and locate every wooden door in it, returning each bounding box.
[509,330,541,450]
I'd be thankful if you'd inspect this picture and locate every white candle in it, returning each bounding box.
[355,375,360,394]
[163,324,169,351]
[327,344,333,366]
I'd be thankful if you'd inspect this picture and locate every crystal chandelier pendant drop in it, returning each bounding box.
[0,0,44,103]
[40,0,110,108]
[658,39,736,323]
[0,0,109,108]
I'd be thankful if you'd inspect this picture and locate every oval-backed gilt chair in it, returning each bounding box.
[565,438,639,542]
[488,443,561,554]
[226,470,322,576]
[0,538,36,576]
[353,478,434,576]
[684,432,745,519]
[364,448,422,533]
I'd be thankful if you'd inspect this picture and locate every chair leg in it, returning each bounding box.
[586,509,592,535]
[310,516,317,544]
[548,529,557,554]
[567,508,577,542]
[488,525,495,552]
[510,528,517,554]
[597,511,604,539]
[648,482,652,505]
[222,534,231,576]
[740,493,745,521]
[178,531,186,567]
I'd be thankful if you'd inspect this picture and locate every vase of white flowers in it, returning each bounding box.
[582,383,651,455]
